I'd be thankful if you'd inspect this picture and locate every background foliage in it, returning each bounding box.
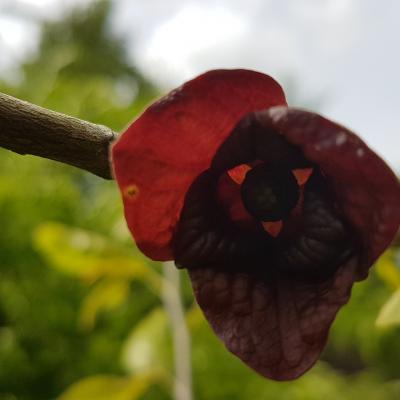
[1,1,400,399]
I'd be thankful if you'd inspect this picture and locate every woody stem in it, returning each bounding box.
[0,91,117,179]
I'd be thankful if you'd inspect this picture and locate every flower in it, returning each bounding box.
[112,69,400,380]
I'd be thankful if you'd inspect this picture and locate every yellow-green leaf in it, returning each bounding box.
[33,222,161,290]
[58,374,155,400]
[375,250,400,289]
[121,308,171,375]
[186,303,204,330]
[79,280,130,331]
[376,289,400,329]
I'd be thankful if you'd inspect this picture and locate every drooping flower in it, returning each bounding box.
[112,69,400,380]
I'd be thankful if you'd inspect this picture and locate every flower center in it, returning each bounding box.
[241,164,299,222]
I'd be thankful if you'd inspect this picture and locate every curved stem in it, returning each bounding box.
[162,261,193,400]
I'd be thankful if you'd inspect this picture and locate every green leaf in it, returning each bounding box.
[78,279,130,331]
[33,222,161,290]
[58,374,155,400]
[375,250,400,289]
[121,308,171,375]
[186,303,204,330]
[376,289,400,328]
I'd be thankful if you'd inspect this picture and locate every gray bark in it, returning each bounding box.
[0,92,117,179]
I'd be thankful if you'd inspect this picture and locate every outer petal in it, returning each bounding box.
[189,257,358,380]
[112,69,286,260]
[260,107,400,278]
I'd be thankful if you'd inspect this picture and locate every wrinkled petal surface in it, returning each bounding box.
[261,107,400,278]
[112,70,286,260]
[184,107,400,380]
[189,258,358,380]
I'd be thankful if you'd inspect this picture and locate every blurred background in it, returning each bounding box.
[0,1,400,399]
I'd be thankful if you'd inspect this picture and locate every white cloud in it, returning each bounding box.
[115,0,362,91]
[140,4,247,85]
[0,15,39,74]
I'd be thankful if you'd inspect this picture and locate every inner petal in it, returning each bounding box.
[217,173,256,229]
[174,111,355,281]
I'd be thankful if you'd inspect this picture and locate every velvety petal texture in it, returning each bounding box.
[189,258,357,380]
[112,70,286,260]
[112,69,400,382]
[261,107,400,279]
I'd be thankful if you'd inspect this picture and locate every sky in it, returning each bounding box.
[1,0,399,170]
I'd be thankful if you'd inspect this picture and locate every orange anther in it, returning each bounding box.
[227,164,252,185]
[292,168,313,186]
[262,220,283,237]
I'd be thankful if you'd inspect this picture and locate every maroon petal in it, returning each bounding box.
[189,258,358,380]
[258,107,400,279]
[181,107,400,381]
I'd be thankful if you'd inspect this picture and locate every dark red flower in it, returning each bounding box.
[112,69,400,380]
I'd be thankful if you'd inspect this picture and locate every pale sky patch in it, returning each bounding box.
[141,4,247,84]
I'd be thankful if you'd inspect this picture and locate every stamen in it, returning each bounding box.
[262,220,283,237]
[227,164,252,185]
[293,168,313,186]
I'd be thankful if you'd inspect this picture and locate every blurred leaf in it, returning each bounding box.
[375,250,400,289]
[58,373,155,400]
[376,289,400,329]
[79,280,130,331]
[186,303,204,330]
[121,308,171,375]
[0,2,162,399]
[33,222,161,290]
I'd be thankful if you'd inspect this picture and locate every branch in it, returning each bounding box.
[0,91,117,179]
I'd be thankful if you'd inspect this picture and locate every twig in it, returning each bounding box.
[162,262,193,400]
[0,91,117,179]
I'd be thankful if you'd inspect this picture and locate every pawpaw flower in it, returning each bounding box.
[112,69,400,380]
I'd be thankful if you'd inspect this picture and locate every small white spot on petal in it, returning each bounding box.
[336,132,347,146]
[356,148,365,157]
